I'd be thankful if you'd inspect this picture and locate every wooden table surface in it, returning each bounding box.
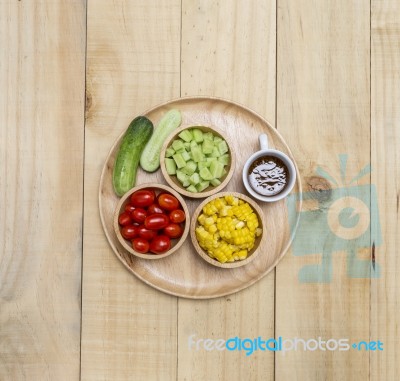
[1,1,399,380]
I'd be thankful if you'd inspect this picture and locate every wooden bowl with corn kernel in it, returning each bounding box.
[190,192,265,268]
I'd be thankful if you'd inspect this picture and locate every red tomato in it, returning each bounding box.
[138,226,157,241]
[144,214,169,230]
[118,211,132,226]
[148,203,164,214]
[121,225,139,240]
[158,194,179,211]
[169,209,186,223]
[150,235,171,254]
[132,238,150,254]
[131,208,147,224]
[124,203,136,213]
[163,223,183,239]
[130,189,155,208]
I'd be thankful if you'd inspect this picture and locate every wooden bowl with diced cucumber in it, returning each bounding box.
[160,126,235,198]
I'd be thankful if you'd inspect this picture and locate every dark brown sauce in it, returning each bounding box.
[248,155,289,196]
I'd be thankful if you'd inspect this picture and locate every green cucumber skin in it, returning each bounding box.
[112,116,153,196]
[140,109,182,172]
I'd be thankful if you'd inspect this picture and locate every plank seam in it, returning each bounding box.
[274,1,278,380]
[369,0,372,380]
[177,1,183,380]
[79,1,89,380]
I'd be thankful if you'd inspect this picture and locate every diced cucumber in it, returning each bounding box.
[210,160,224,179]
[191,145,204,163]
[199,167,213,181]
[202,139,214,155]
[203,132,213,141]
[165,147,175,158]
[178,129,193,142]
[182,160,197,176]
[172,139,185,151]
[166,127,231,192]
[165,158,177,175]
[198,161,208,170]
[206,157,217,167]
[181,150,191,162]
[176,170,189,184]
[211,147,221,158]
[218,154,230,165]
[189,172,200,185]
[218,140,229,155]
[173,153,186,169]
[196,181,210,192]
[186,185,198,193]
[210,178,221,187]
[192,128,204,143]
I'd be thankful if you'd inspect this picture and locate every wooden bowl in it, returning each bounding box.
[113,183,190,259]
[190,192,265,268]
[160,125,236,198]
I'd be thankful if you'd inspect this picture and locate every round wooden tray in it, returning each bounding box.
[99,97,302,299]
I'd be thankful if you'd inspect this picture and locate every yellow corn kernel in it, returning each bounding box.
[208,224,217,234]
[197,213,206,225]
[204,217,215,226]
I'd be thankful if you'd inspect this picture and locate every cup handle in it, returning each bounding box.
[259,134,268,150]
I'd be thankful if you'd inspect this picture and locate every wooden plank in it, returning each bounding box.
[81,1,181,380]
[276,1,371,380]
[371,0,400,379]
[178,1,276,380]
[0,1,85,380]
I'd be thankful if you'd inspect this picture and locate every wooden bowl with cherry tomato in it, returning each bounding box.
[113,183,190,259]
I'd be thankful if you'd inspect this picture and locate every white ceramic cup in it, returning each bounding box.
[242,134,296,202]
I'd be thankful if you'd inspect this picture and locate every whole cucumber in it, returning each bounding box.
[140,109,182,172]
[112,116,153,196]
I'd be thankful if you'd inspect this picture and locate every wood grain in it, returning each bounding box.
[276,1,371,380]
[178,1,276,380]
[81,1,181,380]
[0,1,85,380]
[2,1,399,380]
[371,0,400,379]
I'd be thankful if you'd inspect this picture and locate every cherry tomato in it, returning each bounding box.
[130,189,155,208]
[148,203,164,214]
[124,203,136,213]
[118,211,132,226]
[121,225,139,240]
[138,226,157,241]
[150,235,171,254]
[144,214,169,230]
[163,223,183,239]
[169,209,186,223]
[158,194,179,211]
[131,208,147,224]
[132,238,150,254]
